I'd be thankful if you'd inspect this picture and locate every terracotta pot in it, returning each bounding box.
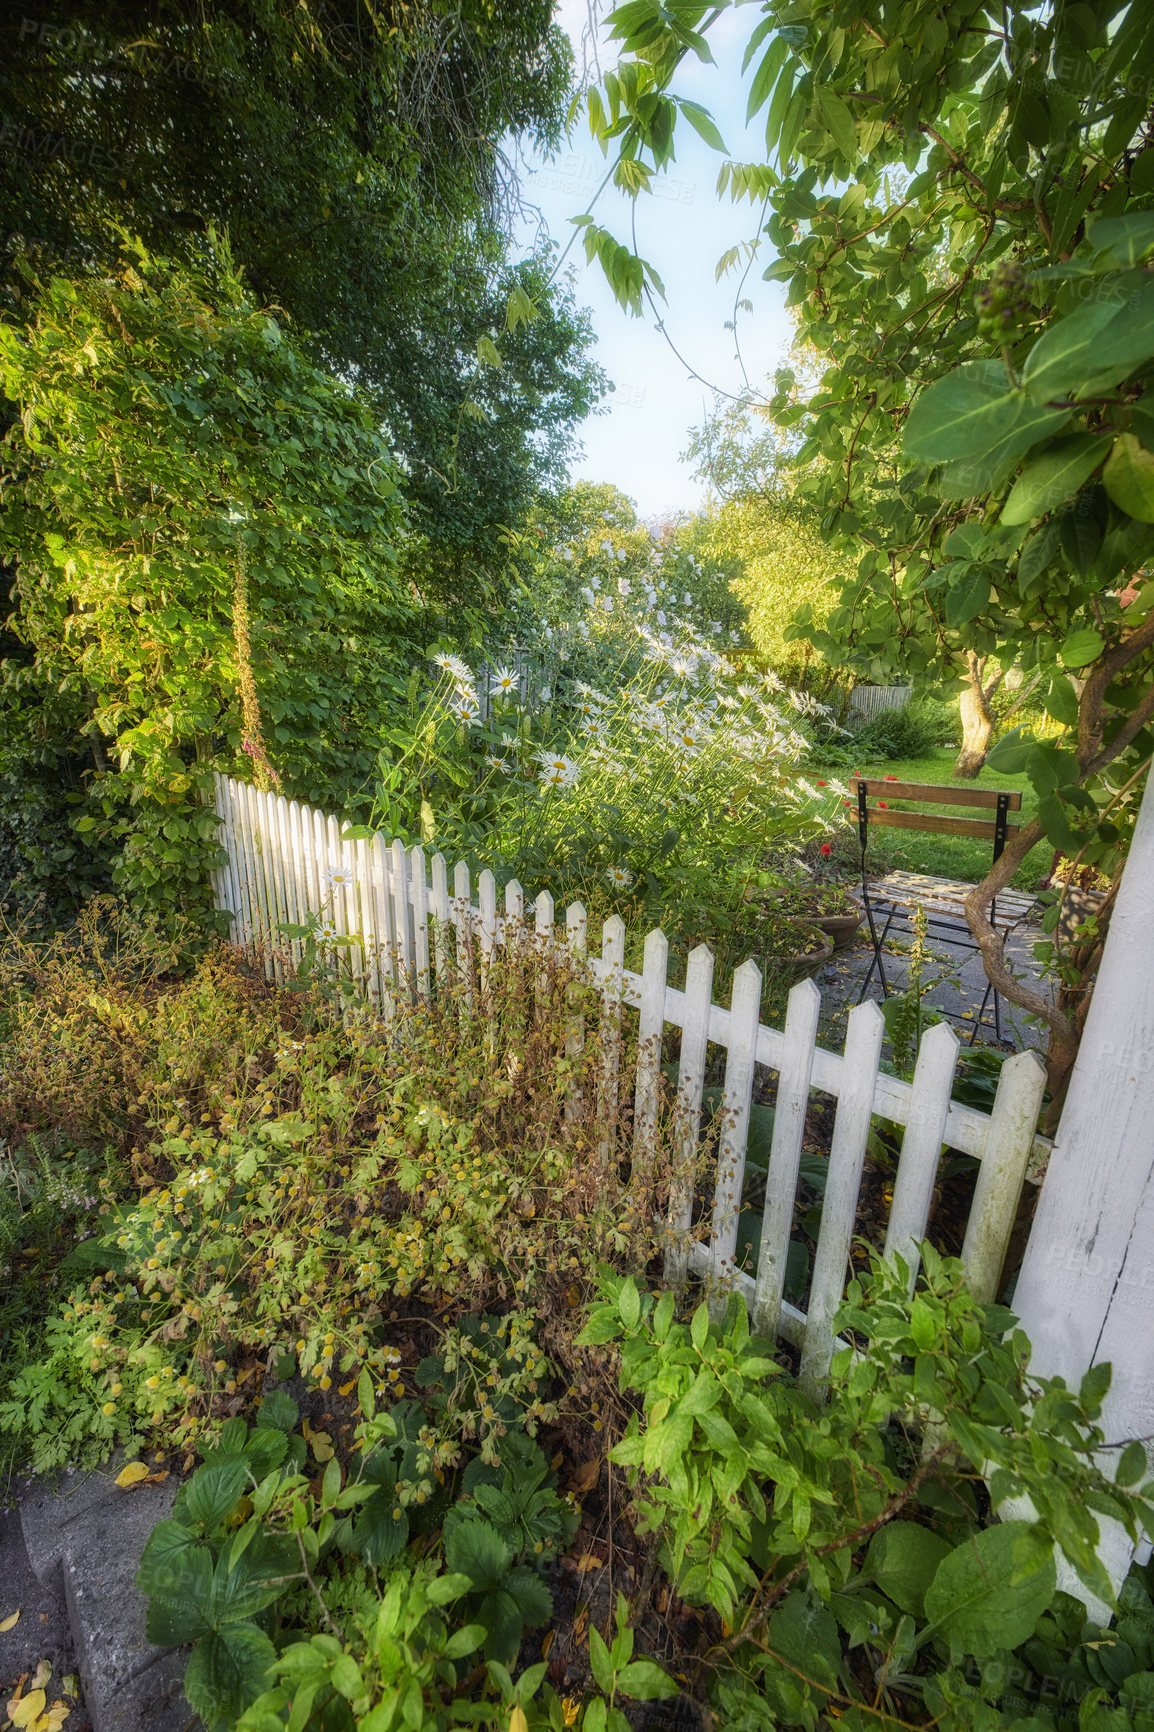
[813,906,866,951]
[780,920,835,979]
[785,899,865,952]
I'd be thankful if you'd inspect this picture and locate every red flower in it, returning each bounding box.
[885,774,897,781]
[878,800,889,809]
[816,779,827,786]
[852,770,862,779]
[820,842,832,856]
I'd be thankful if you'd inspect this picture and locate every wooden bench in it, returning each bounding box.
[851,777,1033,1042]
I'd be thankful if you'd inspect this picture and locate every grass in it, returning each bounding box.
[816,748,1049,890]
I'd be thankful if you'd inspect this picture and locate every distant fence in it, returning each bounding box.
[211,773,1048,1394]
[848,684,912,723]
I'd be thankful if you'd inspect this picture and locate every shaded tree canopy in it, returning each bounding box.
[0,0,605,558]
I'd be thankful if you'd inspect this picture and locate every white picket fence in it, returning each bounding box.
[211,774,1048,1391]
[848,683,912,721]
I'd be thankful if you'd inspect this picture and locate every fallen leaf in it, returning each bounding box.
[310,1431,335,1464]
[508,1709,528,1732]
[540,1630,554,1660]
[0,1610,20,1632]
[571,1459,600,1495]
[572,1608,589,1643]
[30,1663,50,1692]
[574,1554,602,1574]
[12,1688,47,1728]
[114,1463,150,1489]
[41,1703,71,1731]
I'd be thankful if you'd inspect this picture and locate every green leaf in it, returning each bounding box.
[425,1572,471,1607]
[349,1492,409,1566]
[584,1699,608,1732]
[618,1278,641,1330]
[1001,436,1106,525]
[445,1517,511,1590]
[1118,1441,1149,1488]
[180,1459,250,1532]
[137,1521,201,1599]
[443,1623,487,1661]
[1021,299,1125,403]
[144,1546,214,1646]
[924,1522,1056,1660]
[944,568,990,626]
[589,1625,615,1696]
[1044,674,1080,727]
[767,1591,841,1689]
[616,1659,680,1700]
[678,100,727,153]
[1059,628,1104,669]
[255,1389,298,1433]
[1017,520,1061,589]
[985,728,1034,775]
[690,1302,709,1351]
[208,1534,297,1627]
[1088,212,1154,269]
[904,363,1066,465]
[184,1622,277,1732]
[816,87,856,160]
[1103,434,1154,523]
[905,362,1015,461]
[865,1522,952,1619]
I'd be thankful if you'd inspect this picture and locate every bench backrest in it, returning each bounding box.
[851,777,1022,861]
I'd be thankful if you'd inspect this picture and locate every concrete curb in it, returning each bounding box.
[20,1468,192,1732]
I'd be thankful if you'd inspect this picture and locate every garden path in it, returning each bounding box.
[813,899,1053,1055]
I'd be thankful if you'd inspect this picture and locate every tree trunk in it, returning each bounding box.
[953,652,1003,778]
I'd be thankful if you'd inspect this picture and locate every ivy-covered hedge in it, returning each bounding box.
[0,244,417,924]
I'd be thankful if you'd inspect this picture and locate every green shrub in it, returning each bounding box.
[849,697,956,759]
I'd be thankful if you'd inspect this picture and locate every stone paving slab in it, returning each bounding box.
[814,907,1053,1056]
[0,1507,86,1726]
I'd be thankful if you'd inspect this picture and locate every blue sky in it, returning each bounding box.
[514,2,793,520]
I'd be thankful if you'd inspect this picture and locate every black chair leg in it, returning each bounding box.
[858,906,895,1004]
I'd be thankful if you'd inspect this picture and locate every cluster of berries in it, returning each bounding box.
[974,262,1038,344]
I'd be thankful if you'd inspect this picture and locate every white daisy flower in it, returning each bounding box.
[490,667,518,697]
[605,864,634,888]
[328,866,355,889]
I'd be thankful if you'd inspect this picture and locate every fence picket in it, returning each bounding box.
[533,890,554,1028]
[453,861,474,1011]
[391,841,412,989]
[246,783,275,977]
[665,943,714,1288]
[232,780,259,954]
[431,854,451,989]
[213,776,241,943]
[633,929,669,1175]
[753,978,822,1342]
[884,1022,961,1289]
[961,1050,1047,1302]
[798,1000,886,1400]
[370,836,397,1012]
[411,846,431,996]
[708,959,762,1315]
[598,915,626,1166]
[296,800,322,947]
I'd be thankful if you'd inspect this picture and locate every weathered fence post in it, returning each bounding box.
[1010,761,1154,1604]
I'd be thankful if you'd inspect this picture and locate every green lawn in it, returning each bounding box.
[814,748,1049,891]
